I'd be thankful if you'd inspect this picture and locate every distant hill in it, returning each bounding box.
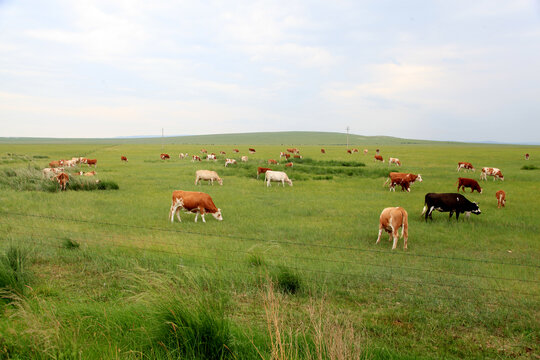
[0,131,458,145]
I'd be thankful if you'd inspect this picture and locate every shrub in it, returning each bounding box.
[62,238,80,249]
[247,254,265,267]
[274,267,302,295]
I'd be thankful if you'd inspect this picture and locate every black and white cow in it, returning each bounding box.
[421,193,481,221]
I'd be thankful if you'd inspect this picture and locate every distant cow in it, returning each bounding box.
[195,170,223,186]
[347,149,352,154]
[388,157,401,166]
[525,153,530,160]
[321,149,325,154]
[496,190,506,208]
[179,153,188,159]
[225,159,237,167]
[220,151,226,155]
[421,193,481,221]
[285,162,293,167]
[293,155,303,159]
[384,173,422,191]
[457,162,475,172]
[233,149,239,153]
[257,167,272,179]
[192,155,201,162]
[376,207,408,250]
[352,148,359,153]
[86,159,97,167]
[160,154,170,160]
[49,160,61,168]
[287,148,299,154]
[200,149,208,154]
[280,152,287,158]
[83,171,96,176]
[169,190,223,223]
[265,171,293,187]
[376,149,380,155]
[207,154,217,161]
[363,149,368,154]
[42,167,64,177]
[241,156,248,162]
[456,177,482,193]
[249,148,256,154]
[268,159,278,165]
[121,156,128,162]
[480,167,504,181]
[374,155,383,162]
[55,172,69,191]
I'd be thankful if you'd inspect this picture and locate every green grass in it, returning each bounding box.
[0,140,538,359]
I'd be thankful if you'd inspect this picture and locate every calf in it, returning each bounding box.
[388,157,401,166]
[376,207,408,250]
[257,167,272,179]
[195,170,223,186]
[374,155,383,162]
[421,193,481,221]
[225,158,237,167]
[384,173,422,191]
[55,172,69,191]
[169,190,223,223]
[496,190,506,208]
[121,156,128,162]
[456,177,482,193]
[390,178,411,192]
[457,162,474,172]
[480,167,504,181]
[265,170,293,187]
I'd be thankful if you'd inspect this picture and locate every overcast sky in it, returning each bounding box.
[1,0,539,143]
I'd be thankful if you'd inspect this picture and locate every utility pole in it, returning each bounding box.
[346,126,350,149]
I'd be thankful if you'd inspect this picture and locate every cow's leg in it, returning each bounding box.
[175,208,182,222]
[455,211,460,221]
[376,228,383,244]
[449,211,453,219]
[267,180,271,187]
[194,212,199,222]
[426,206,435,221]
[200,207,206,223]
[391,228,398,250]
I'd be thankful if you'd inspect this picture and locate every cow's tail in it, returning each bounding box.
[401,209,408,240]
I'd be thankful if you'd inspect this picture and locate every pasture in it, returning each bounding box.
[0,138,539,359]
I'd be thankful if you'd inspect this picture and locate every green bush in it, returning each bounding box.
[62,238,80,249]
[274,267,302,295]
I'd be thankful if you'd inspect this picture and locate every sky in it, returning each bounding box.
[1,0,539,143]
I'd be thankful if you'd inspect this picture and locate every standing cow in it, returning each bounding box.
[457,162,475,172]
[480,167,504,181]
[496,190,506,208]
[376,207,408,250]
[265,171,293,187]
[169,191,223,223]
[388,157,401,166]
[421,193,481,221]
[374,155,384,162]
[456,178,482,193]
[55,172,69,191]
[195,170,223,186]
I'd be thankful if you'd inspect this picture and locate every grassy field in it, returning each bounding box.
[0,137,538,359]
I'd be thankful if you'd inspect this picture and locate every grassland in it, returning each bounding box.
[0,136,538,359]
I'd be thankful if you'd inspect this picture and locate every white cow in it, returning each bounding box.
[179,153,188,159]
[225,159,237,167]
[241,156,248,162]
[195,170,223,186]
[207,154,217,161]
[265,170,293,187]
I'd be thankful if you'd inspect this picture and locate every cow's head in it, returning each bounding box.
[217,178,223,186]
[470,202,481,215]
[287,179,293,187]
[212,209,223,221]
[416,174,423,182]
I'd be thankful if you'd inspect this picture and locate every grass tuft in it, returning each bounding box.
[0,246,31,295]
[521,165,538,170]
[274,267,302,294]
[247,253,265,267]
[62,238,80,249]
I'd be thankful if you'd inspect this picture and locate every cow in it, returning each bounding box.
[525,153,530,160]
[257,167,272,179]
[390,178,411,192]
[347,149,352,154]
[241,156,248,162]
[388,157,401,166]
[55,172,69,191]
[86,159,97,167]
[480,167,504,181]
[374,155,384,162]
[456,178,482,193]
[352,148,359,153]
[376,207,408,250]
[268,159,278,165]
[225,159,237,167]
[42,167,64,177]
[363,149,368,154]
[192,155,201,162]
[265,171,293,187]
[169,191,223,223]
[233,149,239,153]
[457,162,475,172]
[384,173,422,191]
[249,148,256,154]
[321,149,326,154]
[285,162,293,167]
[121,156,128,162]
[280,152,287,158]
[195,170,223,186]
[71,157,82,164]
[287,148,299,154]
[293,155,303,159]
[49,160,61,168]
[200,149,208,154]
[421,193,481,221]
[83,171,96,176]
[160,154,170,160]
[220,151,226,155]
[63,160,77,167]
[179,153,188,159]
[496,190,506,208]
[207,154,217,161]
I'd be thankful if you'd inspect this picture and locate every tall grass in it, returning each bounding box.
[0,245,31,296]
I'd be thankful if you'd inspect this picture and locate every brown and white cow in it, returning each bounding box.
[496,190,506,208]
[179,153,188,159]
[374,155,384,162]
[525,153,530,160]
[83,171,96,176]
[268,159,278,165]
[241,156,248,162]
[86,159,97,167]
[225,158,237,167]
[388,157,401,166]
[169,190,223,223]
[321,148,326,154]
[42,167,64,177]
[249,148,256,154]
[195,170,223,186]
[347,149,352,154]
[160,154,170,160]
[363,149,368,154]
[192,155,201,162]
[206,154,217,161]
[121,156,128,162]
[287,148,299,154]
[200,149,208,154]
[233,149,239,153]
[220,151,226,155]
[384,172,422,192]
[257,167,272,179]
[49,160,62,168]
[480,167,504,181]
[457,162,475,172]
[376,207,408,250]
[279,152,287,158]
[285,162,293,167]
[55,172,69,191]
[293,155,303,159]
[352,148,359,153]
[456,177,482,193]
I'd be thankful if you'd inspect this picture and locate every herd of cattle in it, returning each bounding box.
[38,148,530,250]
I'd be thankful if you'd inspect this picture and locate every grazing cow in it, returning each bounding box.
[192,155,201,162]
[352,148,359,153]
[457,162,475,172]
[121,156,128,162]
[384,173,422,191]
[179,153,188,159]
[285,162,293,167]
[55,172,69,191]
[480,167,504,181]
[376,207,408,250]
[280,152,287,158]
[83,171,96,176]
[42,167,64,177]
[363,149,368,154]
[49,160,61,168]
[496,190,506,208]
[220,151,226,155]
[347,149,352,154]
[374,155,384,162]
[160,154,170,160]
[421,193,481,221]
[293,155,303,159]
[233,149,239,153]
[456,178,482,193]
[200,149,207,154]
[265,170,293,187]
[525,153,530,160]
[388,157,401,166]
[86,159,97,167]
[257,167,272,179]
[268,159,278,165]
[249,148,256,153]
[225,158,237,167]
[63,160,77,167]
[241,156,248,162]
[287,148,299,154]
[321,148,326,154]
[207,154,217,161]
[169,191,223,223]
[195,170,223,186]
